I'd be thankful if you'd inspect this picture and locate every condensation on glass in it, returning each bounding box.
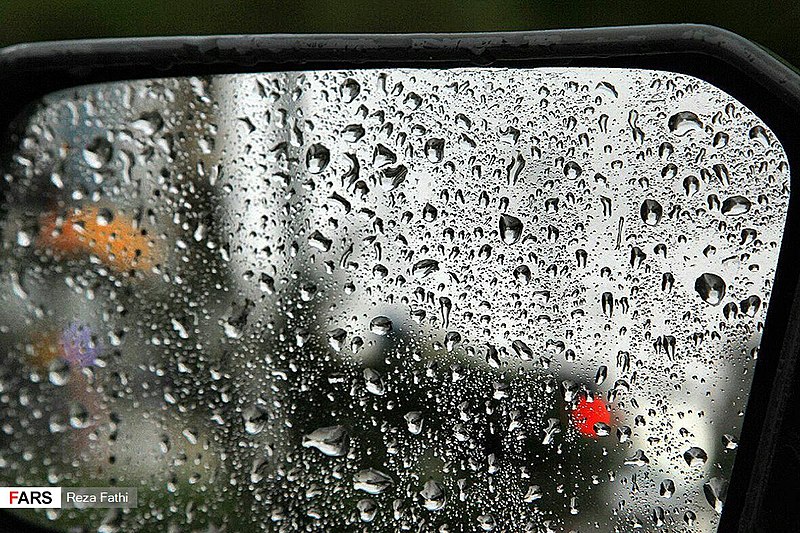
[0,67,789,532]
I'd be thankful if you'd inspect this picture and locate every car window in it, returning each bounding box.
[0,67,789,532]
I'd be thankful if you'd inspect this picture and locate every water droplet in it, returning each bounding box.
[601,292,614,317]
[95,208,114,226]
[576,249,588,268]
[630,246,646,268]
[703,477,728,513]
[420,479,446,510]
[513,265,531,284]
[369,316,393,335]
[477,514,496,531]
[596,81,618,98]
[593,422,611,436]
[713,131,729,148]
[499,214,523,244]
[424,138,445,163]
[422,203,438,222]
[694,274,726,305]
[542,417,561,445]
[48,412,67,433]
[740,228,758,245]
[131,111,164,135]
[364,368,385,396]
[523,485,543,502]
[404,411,424,434]
[302,425,349,457]
[625,449,650,466]
[242,405,269,435]
[250,457,268,483]
[662,163,678,179]
[721,195,752,216]
[354,468,393,494]
[659,479,675,498]
[740,295,761,317]
[308,230,332,252]
[327,328,347,352]
[640,199,663,226]
[595,365,608,385]
[713,164,731,186]
[373,144,397,168]
[404,92,422,110]
[722,434,739,450]
[16,230,32,247]
[511,340,533,361]
[749,125,770,146]
[305,143,330,174]
[342,124,365,143]
[499,126,520,143]
[83,137,112,169]
[412,259,439,278]
[683,175,701,197]
[684,446,708,467]
[341,78,361,103]
[563,161,582,179]
[68,402,91,429]
[48,359,70,386]
[357,498,377,522]
[378,165,407,191]
[668,111,703,136]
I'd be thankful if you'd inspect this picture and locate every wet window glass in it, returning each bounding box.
[0,68,789,532]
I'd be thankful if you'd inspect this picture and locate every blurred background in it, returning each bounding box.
[2,1,800,66]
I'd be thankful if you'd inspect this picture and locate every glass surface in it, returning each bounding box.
[0,67,789,532]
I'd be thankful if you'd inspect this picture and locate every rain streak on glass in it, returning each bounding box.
[0,67,789,532]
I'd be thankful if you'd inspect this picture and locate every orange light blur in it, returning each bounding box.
[38,207,154,272]
[27,331,61,369]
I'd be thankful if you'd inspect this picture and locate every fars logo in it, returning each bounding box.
[0,487,62,508]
